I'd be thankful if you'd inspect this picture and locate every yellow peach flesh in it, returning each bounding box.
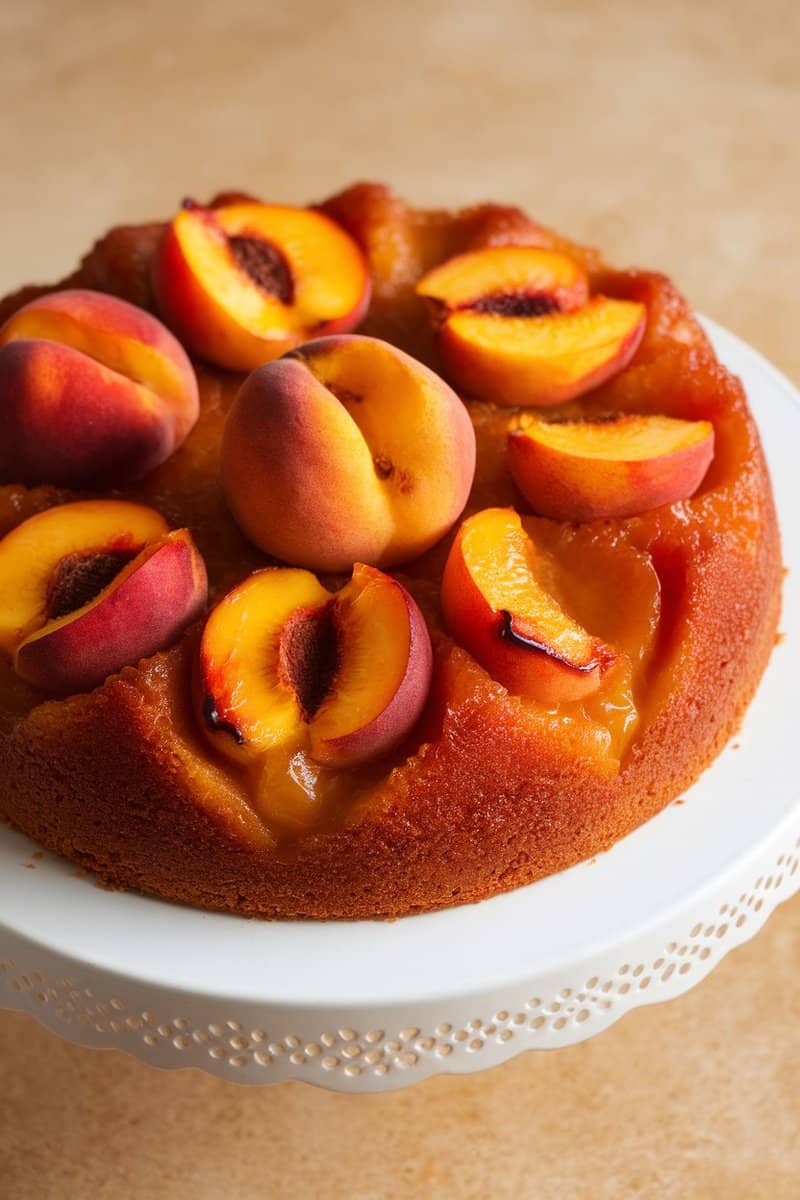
[13,528,208,694]
[416,245,588,311]
[216,203,368,331]
[442,296,646,406]
[509,414,715,520]
[155,201,371,371]
[197,563,434,823]
[199,568,331,760]
[0,500,168,653]
[441,508,621,704]
[459,508,597,666]
[172,207,297,341]
[310,565,412,756]
[518,414,713,460]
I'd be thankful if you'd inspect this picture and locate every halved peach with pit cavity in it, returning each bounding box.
[0,289,199,486]
[0,500,207,694]
[221,334,476,571]
[509,413,715,521]
[198,562,433,771]
[153,199,371,371]
[416,246,645,407]
[441,507,620,704]
[416,245,589,320]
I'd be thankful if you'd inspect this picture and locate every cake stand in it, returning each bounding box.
[1,318,797,1092]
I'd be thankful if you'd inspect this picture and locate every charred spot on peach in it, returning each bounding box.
[201,695,246,745]
[441,507,623,705]
[498,610,605,673]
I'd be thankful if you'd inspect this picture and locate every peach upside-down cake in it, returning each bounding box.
[0,184,781,918]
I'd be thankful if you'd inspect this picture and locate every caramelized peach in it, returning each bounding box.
[0,289,199,486]
[509,414,715,521]
[221,334,476,571]
[441,508,619,704]
[308,564,432,766]
[197,563,432,824]
[416,247,645,407]
[417,245,588,318]
[0,500,206,694]
[153,200,371,371]
[0,500,167,653]
[199,567,329,765]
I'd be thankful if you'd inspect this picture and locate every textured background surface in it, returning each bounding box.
[1,0,798,1196]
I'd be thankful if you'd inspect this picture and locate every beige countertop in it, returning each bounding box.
[1,1,798,1196]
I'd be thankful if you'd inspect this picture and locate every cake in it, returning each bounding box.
[0,183,782,918]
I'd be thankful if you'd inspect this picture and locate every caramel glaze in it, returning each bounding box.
[0,184,782,917]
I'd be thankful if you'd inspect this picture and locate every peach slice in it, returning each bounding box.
[441,507,619,704]
[509,414,715,521]
[221,334,476,571]
[309,565,433,766]
[198,563,432,772]
[0,289,199,486]
[153,199,371,371]
[416,246,645,407]
[416,245,589,319]
[0,500,207,693]
[439,298,646,408]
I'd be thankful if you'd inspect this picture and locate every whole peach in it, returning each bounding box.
[221,334,476,571]
[0,289,199,486]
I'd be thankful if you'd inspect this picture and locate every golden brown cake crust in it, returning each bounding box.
[0,184,782,918]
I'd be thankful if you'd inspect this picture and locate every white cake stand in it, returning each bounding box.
[1,319,797,1092]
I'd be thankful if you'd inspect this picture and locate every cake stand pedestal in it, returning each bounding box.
[2,319,797,1092]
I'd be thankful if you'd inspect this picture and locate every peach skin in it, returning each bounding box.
[152,199,371,371]
[221,334,476,571]
[441,507,620,704]
[0,500,207,694]
[509,414,715,521]
[416,247,646,407]
[197,563,433,828]
[0,289,199,486]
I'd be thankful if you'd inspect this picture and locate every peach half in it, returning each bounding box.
[0,289,199,486]
[417,245,589,318]
[441,507,619,704]
[509,413,715,521]
[0,500,207,694]
[221,334,476,571]
[152,199,371,371]
[416,246,646,407]
[197,563,433,773]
